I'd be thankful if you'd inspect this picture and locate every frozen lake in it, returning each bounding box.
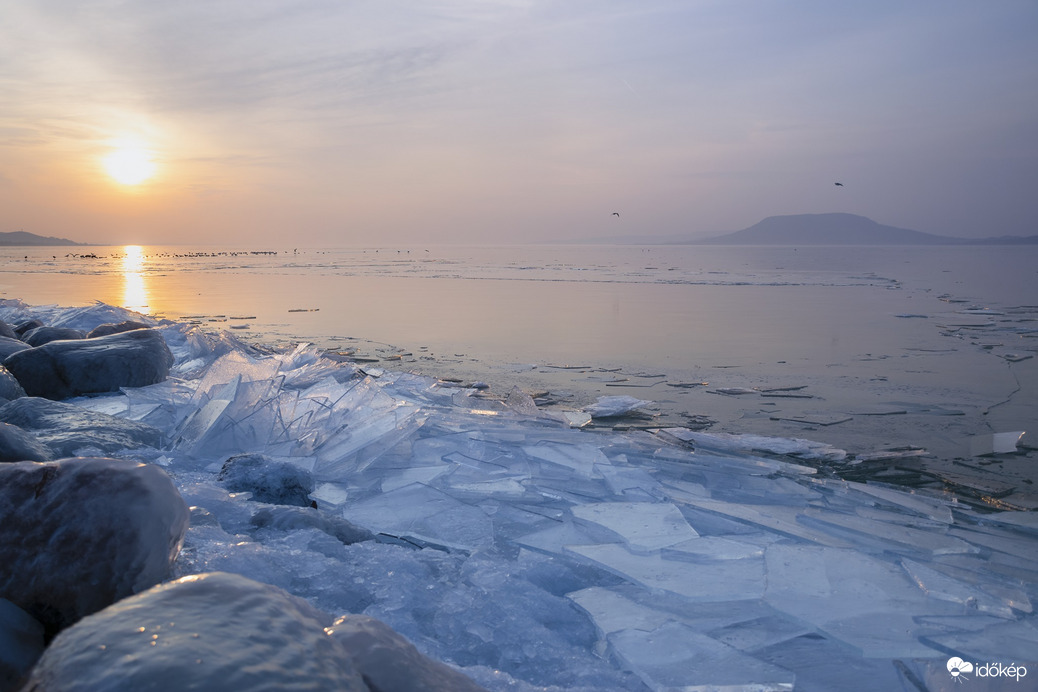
[2,243,1035,474]
[2,245,1037,690]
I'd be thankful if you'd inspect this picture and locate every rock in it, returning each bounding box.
[0,598,45,692]
[21,572,368,692]
[0,398,161,457]
[0,367,25,402]
[218,453,315,507]
[3,328,173,400]
[0,321,17,340]
[250,506,374,545]
[0,422,52,462]
[0,338,29,363]
[87,320,152,338]
[12,320,42,337]
[328,614,488,692]
[0,458,189,635]
[21,327,85,348]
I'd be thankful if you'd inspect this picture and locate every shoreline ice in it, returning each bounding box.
[2,298,1037,690]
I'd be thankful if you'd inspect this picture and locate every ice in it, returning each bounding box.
[607,621,796,692]
[582,395,653,418]
[566,543,766,602]
[571,502,698,552]
[6,301,1038,692]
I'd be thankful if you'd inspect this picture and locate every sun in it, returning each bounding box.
[102,146,157,186]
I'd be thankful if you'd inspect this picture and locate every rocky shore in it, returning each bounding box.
[0,306,486,691]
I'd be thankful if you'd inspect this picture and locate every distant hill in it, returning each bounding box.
[0,231,85,246]
[689,213,1038,246]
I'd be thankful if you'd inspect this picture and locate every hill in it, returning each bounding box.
[693,213,943,245]
[0,231,85,247]
[689,213,1037,245]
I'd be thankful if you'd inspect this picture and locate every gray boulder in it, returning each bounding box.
[0,458,189,635]
[0,321,16,340]
[0,598,45,691]
[12,320,42,337]
[3,328,173,400]
[328,614,489,692]
[0,367,25,402]
[218,453,315,507]
[250,506,374,545]
[21,327,85,348]
[21,572,369,692]
[0,398,161,457]
[0,338,29,362]
[0,422,52,462]
[86,320,152,338]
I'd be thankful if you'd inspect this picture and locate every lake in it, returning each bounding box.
[2,243,1036,475]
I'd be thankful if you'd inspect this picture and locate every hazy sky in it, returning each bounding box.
[2,1,1036,245]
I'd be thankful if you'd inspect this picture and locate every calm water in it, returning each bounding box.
[2,243,1036,458]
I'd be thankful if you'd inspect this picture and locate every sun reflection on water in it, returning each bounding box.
[122,245,149,311]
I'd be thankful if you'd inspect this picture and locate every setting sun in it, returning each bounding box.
[102,146,157,185]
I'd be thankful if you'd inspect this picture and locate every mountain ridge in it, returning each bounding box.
[0,231,86,247]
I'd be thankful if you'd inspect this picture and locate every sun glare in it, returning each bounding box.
[102,146,157,186]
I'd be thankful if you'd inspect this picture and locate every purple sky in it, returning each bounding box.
[2,1,1036,245]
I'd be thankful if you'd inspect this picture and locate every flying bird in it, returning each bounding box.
[834,182,844,187]
[612,212,620,217]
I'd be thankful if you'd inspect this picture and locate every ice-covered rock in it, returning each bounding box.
[0,367,25,402]
[0,598,45,692]
[0,398,161,457]
[12,320,42,337]
[86,320,152,338]
[0,457,189,634]
[21,572,369,692]
[0,337,29,362]
[0,422,52,462]
[21,326,85,348]
[3,328,173,400]
[250,506,374,545]
[0,321,16,340]
[218,453,315,507]
[327,614,488,692]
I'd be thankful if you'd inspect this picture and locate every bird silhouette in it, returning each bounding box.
[612,212,620,217]
[834,182,844,187]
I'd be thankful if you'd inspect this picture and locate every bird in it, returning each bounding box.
[612,212,620,217]
[834,182,844,187]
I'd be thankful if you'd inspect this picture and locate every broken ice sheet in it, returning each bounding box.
[342,482,494,551]
[582,395,654,418]
[969,430,1025,456]
[570,502,698,553]
[566,543,766,602]
[900,558,1019,617]
[608,621,795,692]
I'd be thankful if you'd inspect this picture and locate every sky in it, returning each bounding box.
[1,1,1036,246]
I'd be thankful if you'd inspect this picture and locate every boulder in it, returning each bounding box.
[3,328,173,400]
[87,320,152,338]
[328,614,488,692]
[0,321,17,340]
[218,453,315,507]
[250,506,374,545]
[0,422,52,463]
[0,598,45,691]
[0,367,25,402]
[21,327,85,348]
[0,398,161,457]
[0,458,189,635]
[21,572,368,692]
[12,320,42,337]
[0,338,29,363]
